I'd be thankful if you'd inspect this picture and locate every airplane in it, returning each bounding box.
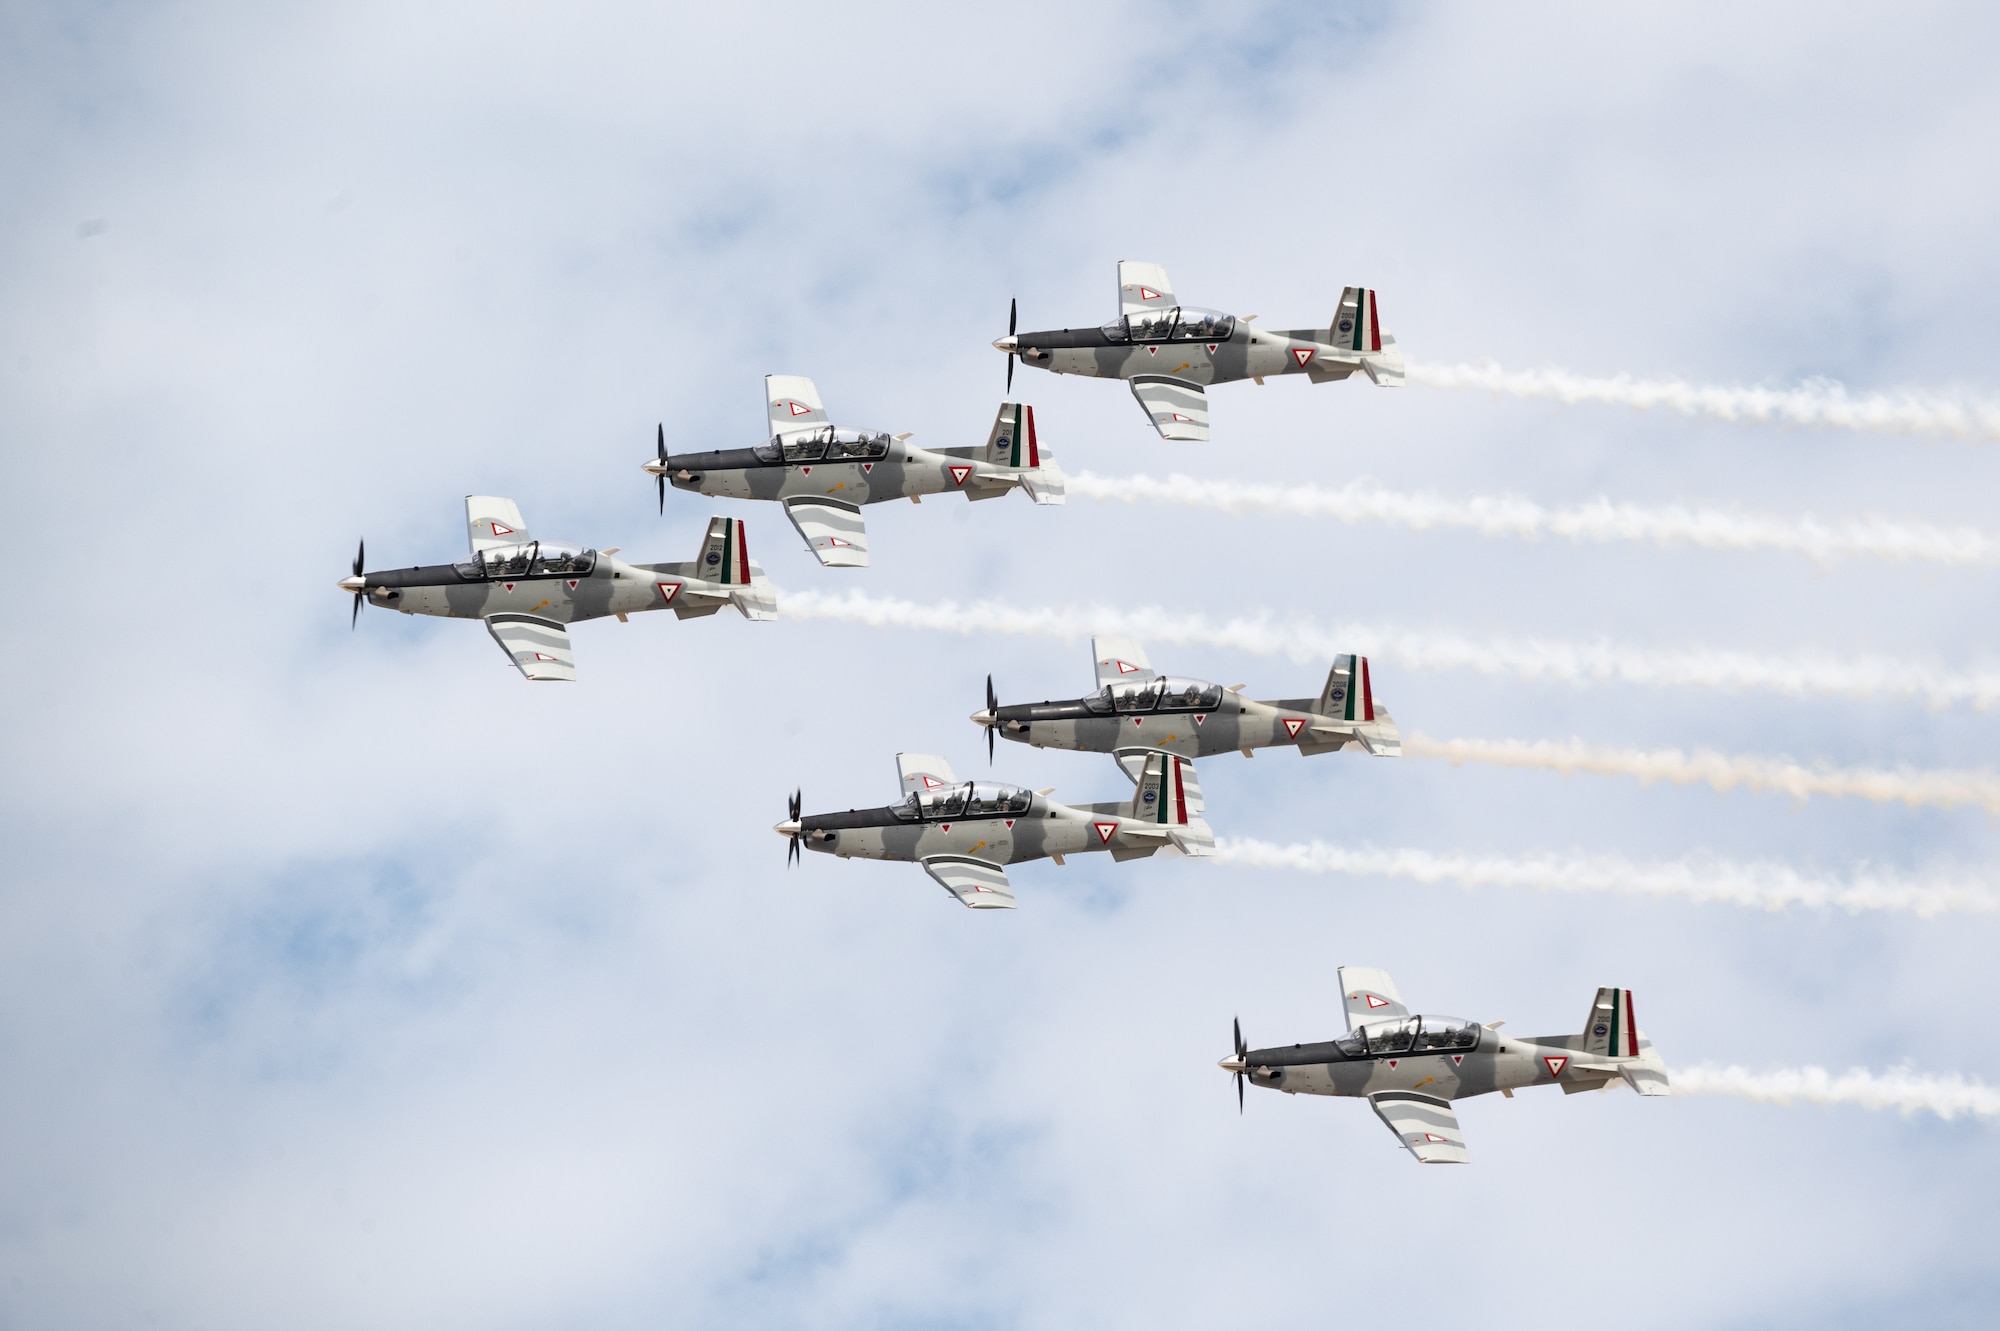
[773,749,1213,909]
[338,495,777,681]
[643,375,1064,568]
[992,260,1404,441]
[970,635,1401,772]
[1219,966,1670,1164]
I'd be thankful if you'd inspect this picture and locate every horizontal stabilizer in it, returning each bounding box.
[783,495,868,568]
[922,856,1016,909]
[485,613,574,682]
[1129,375,1209,442]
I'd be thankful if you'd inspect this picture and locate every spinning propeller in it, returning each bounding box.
[985,674,998,762]
[1005,297,1016,393]
[1220,1017,1250,1113]
[339,539,367,628]
[656,423,668,514]
[778,789,804,867]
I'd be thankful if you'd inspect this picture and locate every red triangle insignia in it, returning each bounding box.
[949,465,972,486]
[489,521,514,536]
[657,581,682,602]
[1171,412,1192,422]
[1093,821,1118,844]
[1282,718,1307,738]
[1139,286,1159,301]
[533,652,556,661]
[1292,347,1315,367]
[800,465,811,476]
[788,401,812,416]
[921,775,946,789]
[861,462,873,473]
[1365,993,1390,1008]
[1206,342,1218,353]
[1451,1054,1464,1066]
[1387,1059,1398,1069]
[1193,714,1206,726]
[566,579,578,590]
[940,823,950,833]
[1544,1055,1569,1078]
[1146,345,1158,355]
[1117,660,1141,674]
[502,582,516,592]
[829,537,850,547]
[1004,819,1014,829]
[1422,1133,1447,1143]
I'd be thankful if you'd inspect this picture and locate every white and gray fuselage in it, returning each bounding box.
[796,785,1181,868]
[1236,1019,1657,1103]
[988,680,1375,760]
[658,431,1032,507]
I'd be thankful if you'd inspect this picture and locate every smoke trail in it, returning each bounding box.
[1675,1065,2000,1120]
[780,588,2000,710]
[1404,733,2000,814]
[1064,470,1999,569]
[1407,361,2000,441]
[1208,840,2000,917]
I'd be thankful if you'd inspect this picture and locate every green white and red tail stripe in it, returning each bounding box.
[705,516,752,586]
[1141,754,1191,825]
[1342,654,1376,722]
[1338,287,1384,353]
[1004,403,1040,469]
[1605,988,1639,1057]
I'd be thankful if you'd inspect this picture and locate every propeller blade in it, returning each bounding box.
[1006,351,1014,394]
[1233,1017,1247,1113]
[657,424,668,514]
[351,538,365,629]
[352,538,365,579]
[1234,1016,1246,1060]
[351,592,362,629]
[1237,1070,1245,1114]
[657,422,667,465]
[790,788,801,822]
[986,674,997,763]
[1008,296,1016,336]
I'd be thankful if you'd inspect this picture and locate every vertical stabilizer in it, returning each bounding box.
[698,515,752,587]
[1333,287,1384,353]
[1319,654,1376,722]
[1583,987,1641,1059]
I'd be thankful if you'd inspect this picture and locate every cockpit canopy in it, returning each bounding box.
[752,426,893,465]
[893,780,1034,821]
[455,541,597,579]
[1084,676,1226,715]
[1099,306,1237,345]
[1335,1014,1482,1059]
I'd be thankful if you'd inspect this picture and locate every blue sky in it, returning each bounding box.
[4,3,1999,1327]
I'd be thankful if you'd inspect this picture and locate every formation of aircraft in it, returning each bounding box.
[338,496,775,680]
[644,375,1065,567]
[972,635,1402,769]
[773,749,1212,909]
[1220,967,1670,1163]
[993,260,1405,440]
[344,265,1680,1163]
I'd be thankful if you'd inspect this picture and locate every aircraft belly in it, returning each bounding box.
[919,822,1014,865]
[483,583,572,621]
[1365,1056,1461,1099]
[782,465,869,504]
[443,582,488,617]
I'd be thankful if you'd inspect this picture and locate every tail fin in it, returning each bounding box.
[1334,287,1404,387]
[700,516,777,621]
[1583,987,1671,1096]
[1319,654,1376,721]
[1128,752,1213,856]
[983,402,1066,506]
[1582,987,1641,1059]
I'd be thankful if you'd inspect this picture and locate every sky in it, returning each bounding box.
[3,3,1999,1327]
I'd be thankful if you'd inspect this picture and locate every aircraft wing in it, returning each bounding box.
[485,613,574,681]
[766,374,831,438]
[896,752,958,797]
[466,496,529,553]
[1118,260,1175,316]
[1369,1092,1468,1164]
[782,495,868,567]
[1338,966,1409,1028]
[1092,635,1155,688]
[921,856,1017,909]
[1128,375,1209,442]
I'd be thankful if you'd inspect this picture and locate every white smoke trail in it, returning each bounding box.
[1675,1065,2000,1120]
[1404,733,2000,814]
[1408,361,2000,441]
[1207,839,2000,917]
[780,588,2000,710]
[1064,470,2000,569]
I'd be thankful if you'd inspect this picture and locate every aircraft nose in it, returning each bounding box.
[1217,1056,1246,1074]
[641,458,669,477]
[773,819,802,837]
[336,574,366,593]
[969,709,994,728]
[991,335,1019,353]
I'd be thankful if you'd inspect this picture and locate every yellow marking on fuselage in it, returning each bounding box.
[534,599,551,611]
[971,840,988,852]
[1173,362,1191,374]
[1414,1076,1435,1089]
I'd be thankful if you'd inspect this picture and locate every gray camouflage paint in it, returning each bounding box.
[351,550,755,625]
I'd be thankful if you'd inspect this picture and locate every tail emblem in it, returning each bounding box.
[1093,821,1119,844]
[1543,1056,1569,1079]
[1291,348,1315,367]
[1281,718,1307,738]
[949,465,972,486]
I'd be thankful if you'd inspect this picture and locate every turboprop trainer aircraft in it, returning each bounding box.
[338,496,776,681]
[971,636,1401,770]
[1219,966,1670,1163]
[643,375,1064,567]
[993,260,1404,441]
[773,750,1212,909]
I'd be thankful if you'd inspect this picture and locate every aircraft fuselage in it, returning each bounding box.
[660,437,1026,506]
[353,554,725,623]
[1240,1029,1634,1103]
[798,796,1172,868]
[1010,322,1364,387]
[994,692,1371,759]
